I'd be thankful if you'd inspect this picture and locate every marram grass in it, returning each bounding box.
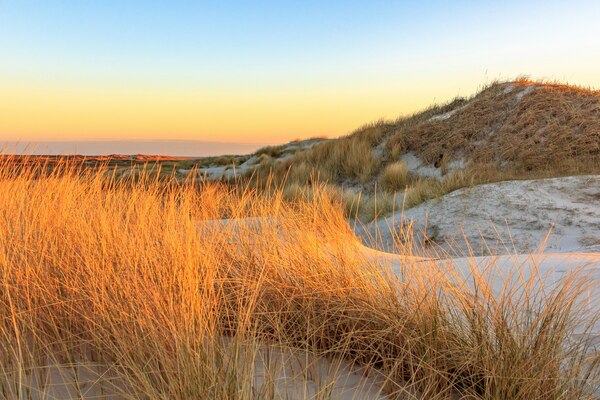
[0,158,598,399]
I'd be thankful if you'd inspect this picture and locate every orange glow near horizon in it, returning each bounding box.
[0,81,446,143]
[3,73,600,144]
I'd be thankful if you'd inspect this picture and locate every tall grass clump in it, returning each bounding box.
[0,157,598,399]
[380,161,410,192]
[268,122,391,185]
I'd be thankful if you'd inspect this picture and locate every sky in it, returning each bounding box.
[1,0,600,153]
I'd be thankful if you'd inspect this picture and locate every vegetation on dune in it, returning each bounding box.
[379,161,410,192]
[385,79,600,169]
[0,159,599,398]
[269,122,389,185]
[241,79,600,219]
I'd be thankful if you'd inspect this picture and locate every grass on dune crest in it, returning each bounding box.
[241,79,600,219]
[269,79,600,187]
[0,159,599,399]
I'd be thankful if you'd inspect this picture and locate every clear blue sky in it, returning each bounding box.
[1,0,599,145]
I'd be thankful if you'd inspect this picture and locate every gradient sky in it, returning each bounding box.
[1,0,600,146]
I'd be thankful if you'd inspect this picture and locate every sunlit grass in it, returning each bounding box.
[0,158,598,399]
[241,80,600,219]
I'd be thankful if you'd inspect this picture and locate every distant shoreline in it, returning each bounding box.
[1,140,273,158]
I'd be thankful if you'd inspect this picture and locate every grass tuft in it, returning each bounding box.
[380,161,410,192]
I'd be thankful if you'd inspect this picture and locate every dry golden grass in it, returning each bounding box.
[265,122,391,185]
[353,191,397,221]
[385,80,600,172]
[401,171,475,209]
[380,161,410,192]
[248,80,600,216]
[255,143,290,158]
[0,159,599,399]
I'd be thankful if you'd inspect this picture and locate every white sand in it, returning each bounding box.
[0,359,126,400]
[234,343,389,400]
[356,175,600,256]
[6,342,389,400]
[366,247,600,338]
